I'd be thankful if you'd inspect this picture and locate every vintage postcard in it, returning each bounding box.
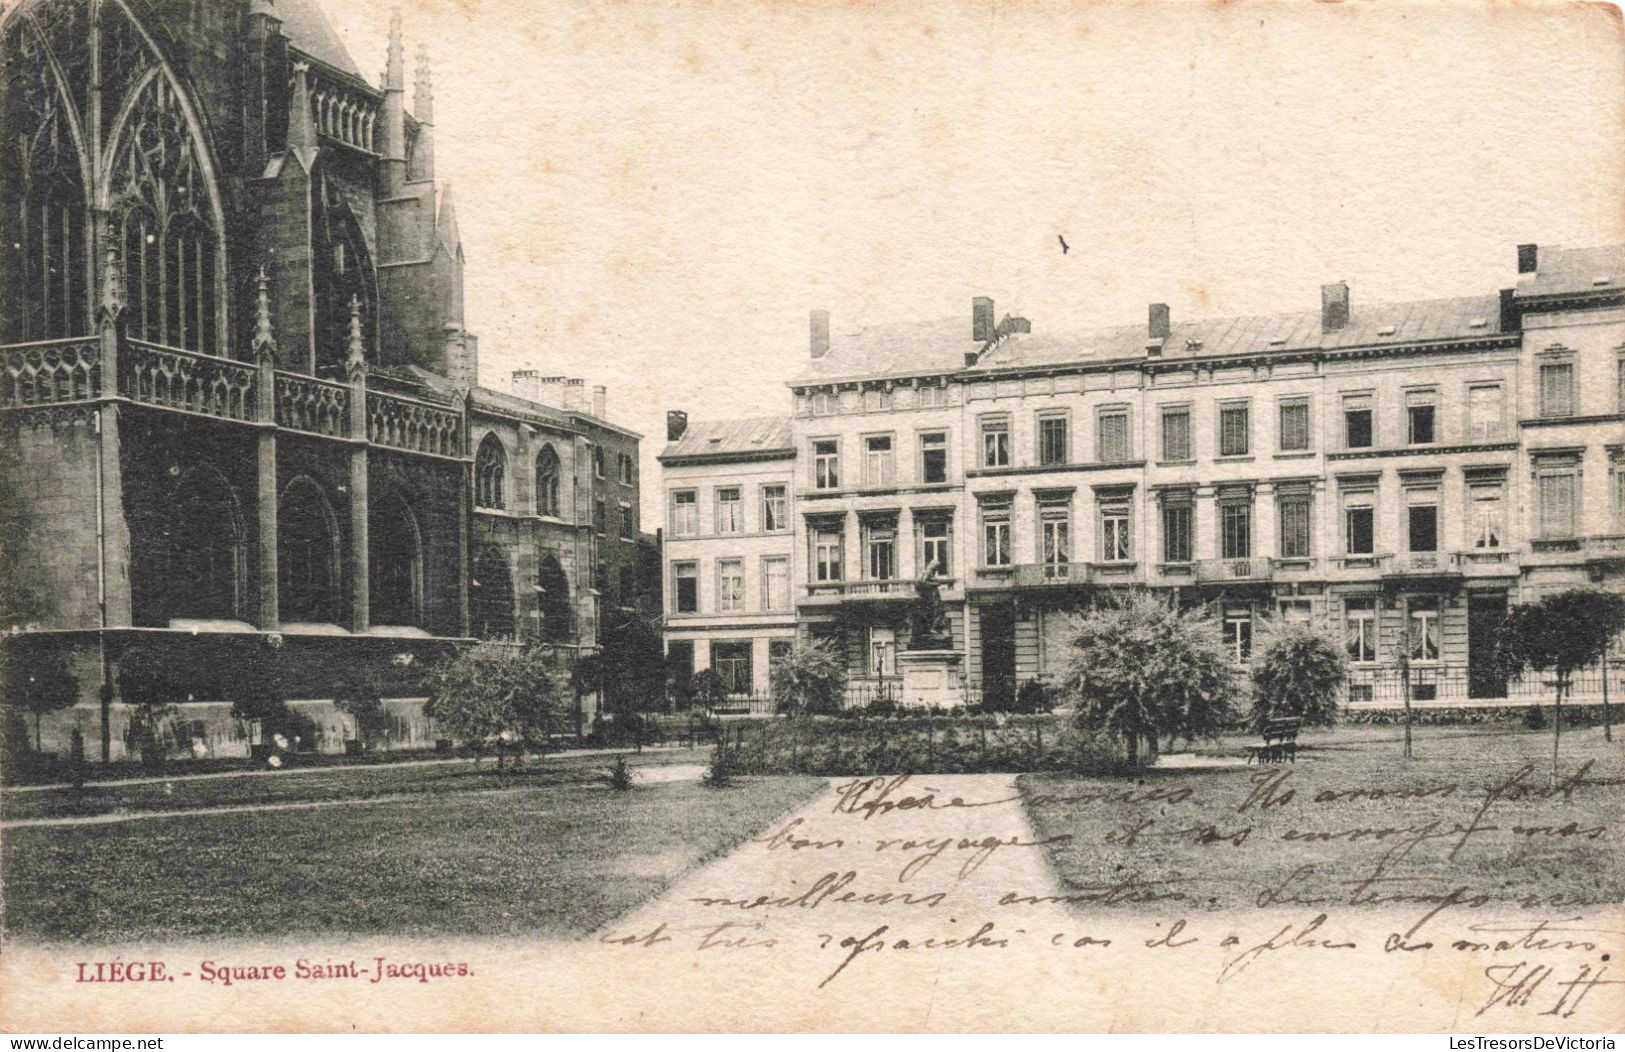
[1,0,1624,1036]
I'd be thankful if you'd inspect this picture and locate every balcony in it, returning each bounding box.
[1584,534,1625,576]
[1013,562,1093,588]
[1329,553,1390,580]
[801,579,917,606]
[1455,549,1519,578]
[1383,552,1463,581]
[1195,557,1274,584]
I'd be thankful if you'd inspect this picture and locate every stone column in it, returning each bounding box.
[345,299,369,632]
[252,270,280,630]
[1255,481,1277,561]
[1193,484,1218,562]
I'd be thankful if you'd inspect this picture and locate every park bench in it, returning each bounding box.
[1245,717,1302,765]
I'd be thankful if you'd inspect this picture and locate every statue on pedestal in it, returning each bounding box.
[908,559,953,650]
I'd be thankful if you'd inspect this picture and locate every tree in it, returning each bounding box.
[1057,592,1241,764]
[229,638,290,747]
[2,645,78,752]
[423,645,568,767]
[116,647,187,760]
[770,641,847,716]
[333,670,390,749]
[1250,620,1348,730]
[597,614,667,714]
[1496,588,1625,785]
[688,668,731,713]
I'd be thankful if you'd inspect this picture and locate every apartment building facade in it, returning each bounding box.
[658,415,798,696]
[766,243,1623,706]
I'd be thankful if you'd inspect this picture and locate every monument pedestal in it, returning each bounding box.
[897,649,965,709]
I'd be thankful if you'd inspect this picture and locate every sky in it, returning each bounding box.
[317,0,1625,530]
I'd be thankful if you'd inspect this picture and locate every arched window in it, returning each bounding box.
[370,492,422,627]
[0,14,90,344]
[315,187,376,372]
[279,476,341,623]
[472,546,515,640]
[143,466,243,624]
[535,444,561,517]
[536,553,572,643]
[474,434,507,510]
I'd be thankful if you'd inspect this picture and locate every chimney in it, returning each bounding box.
[1321,282,1349,332]
[562,378,585,412]
[592,384,607,419]
[972,296,995,343]
[810,309,830,359]
[512,369,542,402]
[1499,288,1522,333]
[1148,303,1171,340]
[667,410,689,442]
[1517,243,1538,274]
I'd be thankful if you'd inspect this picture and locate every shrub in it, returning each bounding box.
[423,645,568,766]
[703,737,734,787]
[230,638,289,740]
[1058,592,1241,763]
[607,754,634,791]
[1523,704,1549,730]
[117,647,187,746]
[1,645,78,752]
[1016,678,1051,715]
[333,670,390,748]
[687,668,731,712]
[1249,620,1348,730]
[770,641,846,716]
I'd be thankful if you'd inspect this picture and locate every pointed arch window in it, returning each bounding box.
[472,546,516,641]
[535,445,562,517]
[279,477,341,624]
[370,492,423,627]
[536,554,573,644]
[134,466,244,626]
[475,434,507,510]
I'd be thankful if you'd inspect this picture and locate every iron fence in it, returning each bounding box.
[1345,662,1623,706]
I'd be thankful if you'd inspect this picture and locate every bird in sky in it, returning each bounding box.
[1058,234,1070,254]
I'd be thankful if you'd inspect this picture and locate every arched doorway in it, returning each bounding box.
[370,492,422,627]
[472,545,515,640]
[279,476,341,623]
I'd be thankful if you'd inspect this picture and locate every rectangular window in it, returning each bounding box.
[669,490,697,537]
[762,557,789,612]
[1161,406,1192,461]
[981,504,1011,567]
[1219,403,1251,457]
[1223,608,1253,664]
[1344,497,1375,555]
[1407,392,1437,445]
[1278,399,1310,452]
[1220,500,1252,559]
[1538,472,1577,538]
[594,499,607,534]
[711,640,751,695]
[673,561,699,614]
[1280,600,1312,623]
[919,431,949,485]
[1162,500,1193,563]
[862,388,891,412]
[918,518,952,577]
[1098,409,1130,463]
[864,435,895,487]
[717,559,745,612]
[1039,502,1071,575]
[1408,597,1440,662]
[1407,501,1438,553]
[760,485,787,532]
[1038,414,1070,466]
[918,384,947,409]
[810,392,834,416]
[981,418,1010,468]
[813,526,844,582]
[864,523,897,580]
[1468,384,1504,442]
[1279,496,1312,558]
[813,440,840,490]
[619,454,635,485]
[620,505,635,539]
[1471,486,1504,548]
[1100,503,1132,561]
[715,487,742,534]
[1344,597,1377,662]
[1540,362,1575,419]
[1344,394,1373,449]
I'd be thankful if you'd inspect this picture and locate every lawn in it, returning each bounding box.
[1,762,823,943]
[1019,725,1625,916]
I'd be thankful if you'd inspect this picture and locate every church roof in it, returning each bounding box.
[275,0,364,81]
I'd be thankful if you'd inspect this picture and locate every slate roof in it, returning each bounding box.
[972,294,1507,374]
[276,0,365,81]
[794,317,975,385]
[660,416,794,461]
[1514,244,1625,299]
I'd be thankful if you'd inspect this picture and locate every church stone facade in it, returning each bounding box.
[0,0,654,759]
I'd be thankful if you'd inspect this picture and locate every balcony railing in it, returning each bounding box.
[1456,549,1518,576]
[1,337,101,406]
[1195,556,1273,583]
[1013,562,1092,587]
[1383,551,1459,577]
[125,339,257,423]
[1346,662,1625,706]
[804,579,914,601]
[275,372,351,438]
[366,390,463,457]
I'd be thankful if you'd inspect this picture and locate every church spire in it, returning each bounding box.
[287,60,319,166]
[378,9,407,163]
[436,183,461,250]
[413,44,433,125]
[99,243,126,323]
